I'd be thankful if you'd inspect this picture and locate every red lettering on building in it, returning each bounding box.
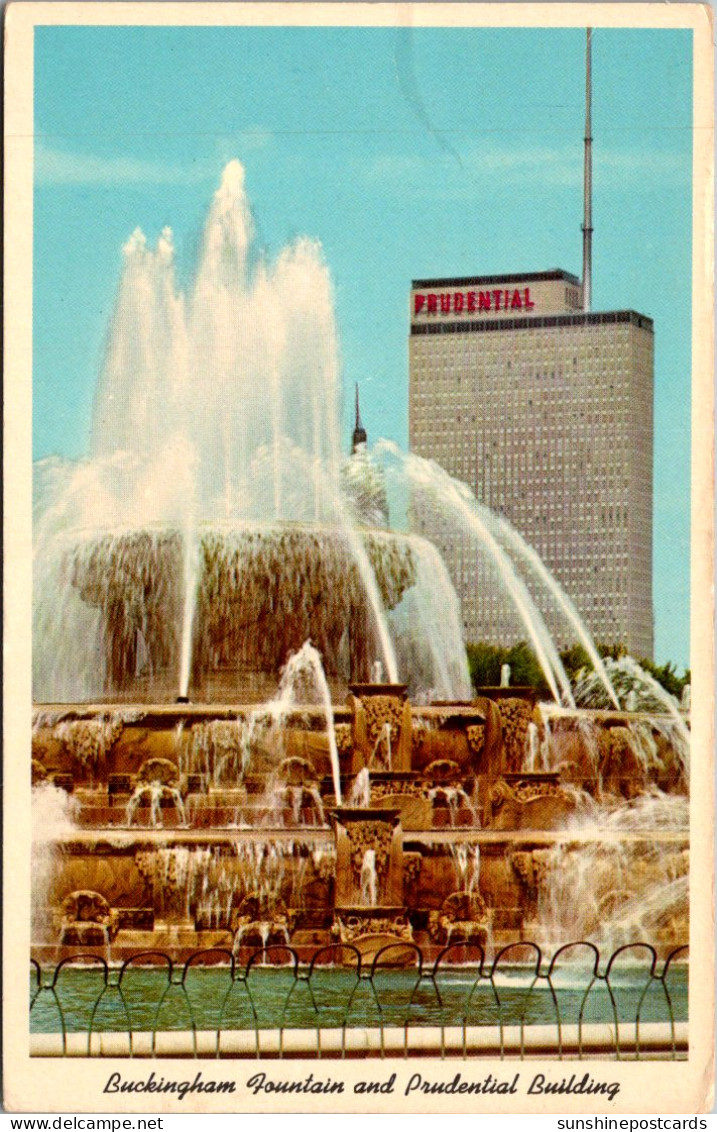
[413,284,539,317]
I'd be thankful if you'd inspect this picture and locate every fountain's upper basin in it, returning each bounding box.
[44,520,471,703]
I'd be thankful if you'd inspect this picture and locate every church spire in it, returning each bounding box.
[351,383,367,452]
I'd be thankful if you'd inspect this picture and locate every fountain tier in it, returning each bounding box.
[32,690,689,963]
[42,523,470,703]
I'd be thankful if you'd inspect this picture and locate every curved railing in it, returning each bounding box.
[30,941,688,1060]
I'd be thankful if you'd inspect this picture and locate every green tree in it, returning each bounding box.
[466,640,550,697]
[558,643,593,682]
[466,642,504,688]
[468,640,690,702]
[636,657,690,700]
[505,641,551,698]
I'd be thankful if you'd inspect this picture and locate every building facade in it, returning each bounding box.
[408,269,654,658]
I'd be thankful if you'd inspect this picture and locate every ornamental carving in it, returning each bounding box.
[427,891,490,946]
[423,759,462,785]
[230,893,294,942]
[56,716,124,768]
[333,723,353,757]
[490,777,561,810]
[510,850,552,895]
[347,821,393,882]
[361,695,403,748]
[402,852,422,897]
[494,698,533,772]
[465,724,485,757]
[137,757,180,786]
[370,778,427,800]
[53,889,120,942]
[333,912,412,944]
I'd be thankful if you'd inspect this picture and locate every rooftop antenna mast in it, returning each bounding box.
[582,27,593,311]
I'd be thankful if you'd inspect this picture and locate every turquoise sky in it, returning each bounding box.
[33,24,693,668]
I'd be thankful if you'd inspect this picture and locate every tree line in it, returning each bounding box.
[466,640,690,700]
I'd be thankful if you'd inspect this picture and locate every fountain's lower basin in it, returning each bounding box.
[30,958,689,1065]
[32,826,689,965]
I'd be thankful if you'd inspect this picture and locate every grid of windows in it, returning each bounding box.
[408,274,654,657]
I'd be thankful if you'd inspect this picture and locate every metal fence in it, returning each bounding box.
[30,941,688,1060]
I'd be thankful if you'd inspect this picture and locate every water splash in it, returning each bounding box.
[125,781,187,828]
[533,793,688,951]
[348,767,371,808]
[524,721,541,772]
[31,784,79,943]
[375,441,574,706]
[429,784,475,826]
[275,642,343,805]
[451,842,481,895]
[360,849,378,906]
[574,656,690,780]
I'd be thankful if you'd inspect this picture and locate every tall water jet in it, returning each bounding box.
[477,506,620,709]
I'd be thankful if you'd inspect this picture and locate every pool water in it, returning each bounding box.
[30,962,688,1035]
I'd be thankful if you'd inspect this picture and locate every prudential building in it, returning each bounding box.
[408,268,654,659]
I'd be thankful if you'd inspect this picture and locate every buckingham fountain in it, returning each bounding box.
[31,161,688,975]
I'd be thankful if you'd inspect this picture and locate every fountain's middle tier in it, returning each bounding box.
[52,522,469,702]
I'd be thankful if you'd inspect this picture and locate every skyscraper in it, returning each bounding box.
[408,269,654,657]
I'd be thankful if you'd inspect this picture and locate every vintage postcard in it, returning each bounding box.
[3,1,714,1115]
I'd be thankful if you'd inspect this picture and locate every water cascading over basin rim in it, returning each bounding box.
[44,520,473,701]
